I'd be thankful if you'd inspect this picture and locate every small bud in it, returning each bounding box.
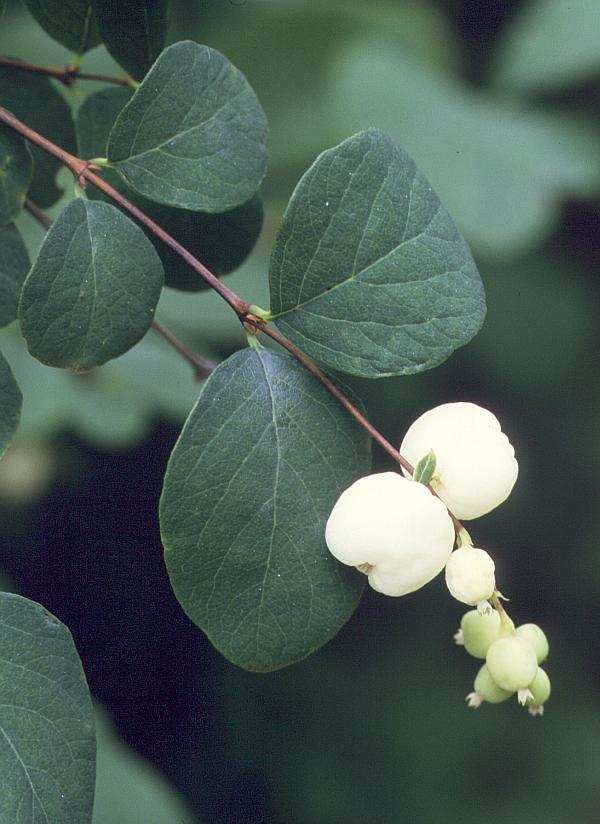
[325,472,455,596]
[467,664,514,707]
[458,608,501,659]
[516,623,549,664]
[445,545,495,606]
[486,635,538,692]
[400,402,518,519]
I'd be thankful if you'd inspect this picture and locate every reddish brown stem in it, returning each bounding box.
[0,56,132,87]
[24,198,214,382]
[2,105,464,534]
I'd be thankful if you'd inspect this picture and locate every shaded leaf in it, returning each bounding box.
[19,198,164,369]
[493,0,600,93]
[160,347,370,671]
[107,41,268,212]
[324,41,600,260]
[22,0,100,54]
[0,349,20,455]
[0,123,32,224]
[0,67,77,207]
[269,129,485,379]
[0,593,96,823]
[0,222,30,327]
[413,449,436,485]
[93,0,168,80]
[77,86,263,290]
[93,705,201,824]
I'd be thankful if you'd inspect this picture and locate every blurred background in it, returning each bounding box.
[1,0,600,821]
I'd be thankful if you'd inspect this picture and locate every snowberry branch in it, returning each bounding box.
[0,104,464,532]
[0,56,134,88]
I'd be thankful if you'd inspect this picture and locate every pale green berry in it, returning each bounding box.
[466,664,514,707]
[458,609,501,658]
[445,545,496,607]
[526,667,551,716]
[325,472,455,596]
[516,623,549,664]
[400,402,518,520]
[486,635,538,692]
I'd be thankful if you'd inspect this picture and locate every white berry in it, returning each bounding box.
[445,545,496,607]
[526,667,551,716]
[325,472,455,596]
[466,663,514,707]
[516,623,549,664]
[457,608,502,658]
[400,402,518,519]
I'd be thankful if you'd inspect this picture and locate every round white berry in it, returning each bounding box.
[526,667,551,716]
[486,635,538,693]
[325,472,455,597]
[445,545,496,607]
[516,623,549,664]
[400,402,518,519]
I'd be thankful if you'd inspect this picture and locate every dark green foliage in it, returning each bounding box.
[269,129,486,378]
[0,593,96,823]
[19,198,164,369]
[0,222,29,327]
[93,0,168,80]
[160,347,371,671]
[21,0,100,54]
[0,124,32,225]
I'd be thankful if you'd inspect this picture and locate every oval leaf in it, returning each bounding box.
[0,67,77,207]
[160,347,370,672]
[93,0,168,80]
[107,41,268,212]
[0,124,32,225]
[77,86,263,291]
[19,198,164,370]
[0,223,30,328]
[269,128,486,378]
[0,593,96,823]
[0,350,21,456]
[22,0,100,54]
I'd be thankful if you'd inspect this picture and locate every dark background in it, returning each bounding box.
[1,1,600,821]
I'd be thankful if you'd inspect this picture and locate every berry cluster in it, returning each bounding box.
[325,402,550,714]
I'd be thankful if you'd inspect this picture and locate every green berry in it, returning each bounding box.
[486,636,538,692]
[526,667,551,715]
[516,623,549,664]
[466,664,514,707]
[459,609,501,659]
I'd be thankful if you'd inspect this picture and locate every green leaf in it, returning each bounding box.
[107,41,268,212]
[269,129,485,379]
[160,347,370,671]
[19,198,164,370]
[493,0,600,93]
[93,705,201,824]
[77,86,263,291]
[412,450,436,485]
[0,349,20,456]
[0,593,96,823]
[0,67,78,207]
[0,125,32,225]
[93,0,168,80]
[0,223,30,328]
[22,0,100,54]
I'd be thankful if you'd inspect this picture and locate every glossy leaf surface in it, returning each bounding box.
[0,222,30,328]
[19,198,164,369]
[160,347,370,671]
[107,41,268,212]
[0,124,32,225]
[269,129,485,378]
[93,0,168,80]
[0,68,77,207]
[77,86,263,290]
[0,592,96,823]
[22,0,100,54]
